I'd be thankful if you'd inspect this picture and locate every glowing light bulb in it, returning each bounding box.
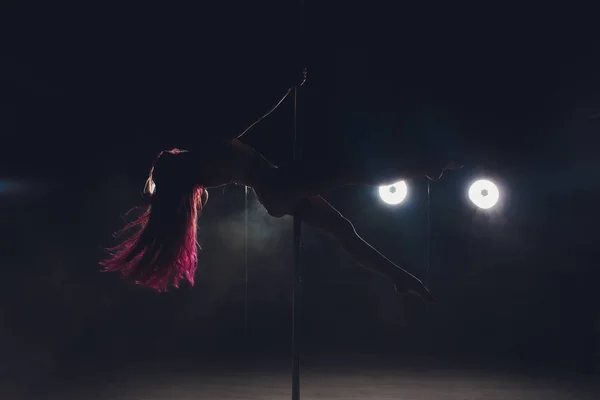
[468,179,500,209]
[379,181,408,205]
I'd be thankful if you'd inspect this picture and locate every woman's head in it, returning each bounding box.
[101,149,208,292]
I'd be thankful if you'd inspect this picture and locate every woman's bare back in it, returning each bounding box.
[190,139,271,188]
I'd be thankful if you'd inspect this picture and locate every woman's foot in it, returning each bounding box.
[393,272,435,303]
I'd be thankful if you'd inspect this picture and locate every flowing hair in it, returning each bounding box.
[101,149,208,292]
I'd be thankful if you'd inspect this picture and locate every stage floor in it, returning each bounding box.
[43,365,600,400]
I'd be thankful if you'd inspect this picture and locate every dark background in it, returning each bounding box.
[1,0,599,397]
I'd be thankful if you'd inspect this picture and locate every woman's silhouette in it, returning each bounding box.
[101,131,460,301]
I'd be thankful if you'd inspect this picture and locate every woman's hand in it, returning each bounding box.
[426,162,463,181]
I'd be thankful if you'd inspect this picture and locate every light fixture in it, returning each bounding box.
[378,181,408,205]
[468,179,500,209]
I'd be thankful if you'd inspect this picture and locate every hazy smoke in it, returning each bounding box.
[213,190,293,255]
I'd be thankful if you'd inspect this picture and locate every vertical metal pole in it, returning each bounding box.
[293,0,306,396]
[244,185,249,336]
[291,85,302,400]
[426,180,431,283]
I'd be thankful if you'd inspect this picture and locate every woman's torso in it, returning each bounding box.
[187,139,306,217]
[193,139,276,188]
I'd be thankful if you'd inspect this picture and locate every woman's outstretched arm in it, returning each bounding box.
[216,88,294,141]
[274,156,460,199]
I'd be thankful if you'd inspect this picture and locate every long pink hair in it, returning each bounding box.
[101,149,208,292]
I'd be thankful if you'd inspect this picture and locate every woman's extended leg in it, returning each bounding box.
[274,156,460,201]
[293,196,434,302]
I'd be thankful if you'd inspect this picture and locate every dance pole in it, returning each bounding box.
[292,1,306,397]
[291,85,302,400]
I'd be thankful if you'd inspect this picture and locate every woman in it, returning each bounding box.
[101,132,460,301]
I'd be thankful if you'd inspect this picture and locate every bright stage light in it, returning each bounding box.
[378,181,408,205]
[468,179,500,209]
